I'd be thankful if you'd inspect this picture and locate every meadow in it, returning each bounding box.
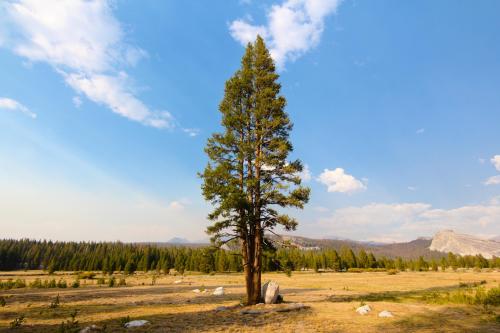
[0,270,499,332]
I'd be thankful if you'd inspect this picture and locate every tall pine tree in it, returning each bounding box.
[201,36,310,305]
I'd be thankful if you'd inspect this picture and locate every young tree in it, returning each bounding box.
[201,36,310,305]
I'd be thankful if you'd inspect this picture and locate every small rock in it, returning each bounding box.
[261,281,280,304]
[215,306,228,312]
[79,325,100,333]
[275,303,308,312]
[192,289,201,293]
[356,304,371,315]
[213,286,224,296]
[378,310,394,318]
[174,280,182,284]
[124,320,149,328]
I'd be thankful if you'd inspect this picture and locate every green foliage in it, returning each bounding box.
[118,278,126,287]
[58,310,79,333]
[119,316,131,328]
[108,276,116,287]
[77,272,96,280]
[49,294,60,309]
[9,314,25,329]
[56,279,67,288]
[0,296,6,307]
[422,285,500,306]
[71,279,80,288]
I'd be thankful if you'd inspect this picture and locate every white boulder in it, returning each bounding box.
[124,320,149,328]
[261,281,280,304]
[356,304,371,315]
[378,310,394,318]
[174,280,182,284]
[192,289,200,293]
[213,286,224,296]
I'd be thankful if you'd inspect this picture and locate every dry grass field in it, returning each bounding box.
[0,270,499,332]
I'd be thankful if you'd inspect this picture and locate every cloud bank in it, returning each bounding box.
[230,0,342,68]
[319,200,500,242]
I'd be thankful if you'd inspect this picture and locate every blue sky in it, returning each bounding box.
[0,0,499,242]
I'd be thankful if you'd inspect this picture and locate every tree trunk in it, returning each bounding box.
[250,228,262,304]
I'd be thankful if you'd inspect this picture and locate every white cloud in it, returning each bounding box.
[182,128,200,137]
[0,97,36,118]
[230,0,342,69]
[72,96,82,108]
[0,0,172,128]
[484,175,500,186]
[317,168,366,193]
[299,164,312,182]
[407,186,417,191]
[416,128,425,134]
[318,200,500,242]
[491,155,500,172]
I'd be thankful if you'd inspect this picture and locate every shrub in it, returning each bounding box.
[97,277,105,285]
[49,294,60,309]
[387,269,399,275]
[71,279,80,288]
[0,296,6,307]
[9,315,25,329]
[59,309,79,333]
[57,280,67,288]
[119,315,131,328]
[108,277,116,288]
[118,278,126,287]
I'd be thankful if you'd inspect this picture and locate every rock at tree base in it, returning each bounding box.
[213,286,225,295]
[261,281,280,304]
[124,320,149,328]
[356,305,371,315]
[378,310,394,318]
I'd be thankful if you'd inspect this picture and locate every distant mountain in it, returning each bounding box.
[429,230,500,259]
[167,237,191,244]
[267,234,445,259]
[491,235,500,242]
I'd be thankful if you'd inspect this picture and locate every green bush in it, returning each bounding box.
[57,279,67,288]
[71,279,80,288]
[118,278,126,287]
[108,276,116,287]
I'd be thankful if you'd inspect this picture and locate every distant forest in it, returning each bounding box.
[0,239,498,274]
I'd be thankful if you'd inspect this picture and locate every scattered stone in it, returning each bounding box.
[356,304,371,315]
[124,320,149,328]
[215,306,228,312]
[261,281,280,304]
[174,280,182,284]
[213,286,224,296]
[378,310,394,318]
[79,325,100,333]
[192,289,201,293]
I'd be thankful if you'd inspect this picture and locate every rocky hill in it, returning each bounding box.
[429,230,500,259]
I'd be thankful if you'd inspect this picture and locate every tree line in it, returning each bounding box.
[1,239,498,274]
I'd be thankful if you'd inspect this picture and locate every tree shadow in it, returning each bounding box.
[326,284,469,303]
[0,303,313,332]
[375,306,500,333]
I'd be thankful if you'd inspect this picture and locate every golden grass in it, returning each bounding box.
[0,270,499,332]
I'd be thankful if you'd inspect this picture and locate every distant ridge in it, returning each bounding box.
[429,230,500,259]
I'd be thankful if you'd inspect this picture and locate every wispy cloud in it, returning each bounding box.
[230,0,342,69]
[0,0,172,128]
[317,168,366,194]
[416,128,425,134]
[0,97,36,118]
[484,175,500,186]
